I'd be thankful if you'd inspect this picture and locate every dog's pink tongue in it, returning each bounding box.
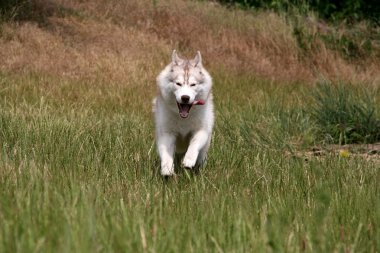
[193,100,205,105]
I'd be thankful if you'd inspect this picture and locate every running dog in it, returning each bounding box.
[153,50,214,176]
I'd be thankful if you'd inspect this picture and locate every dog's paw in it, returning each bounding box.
[182,156,197,169]
[161,164,175,176]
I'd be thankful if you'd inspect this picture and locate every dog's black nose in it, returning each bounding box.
[181,95,190,103]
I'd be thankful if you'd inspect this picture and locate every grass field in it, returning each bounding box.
[0,0,379,252]
[0,71,378,252]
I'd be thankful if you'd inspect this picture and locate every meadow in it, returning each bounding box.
[0,0,379,252]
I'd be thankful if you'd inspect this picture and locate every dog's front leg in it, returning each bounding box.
[183,130,209,169]
[157,133,176,176]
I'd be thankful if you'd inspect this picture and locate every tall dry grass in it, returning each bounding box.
[0,0,379,84]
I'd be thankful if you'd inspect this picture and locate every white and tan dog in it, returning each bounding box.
[154,50,214,176]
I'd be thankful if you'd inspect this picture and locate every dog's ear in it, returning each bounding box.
[171,50,183,65]
[192,51,202,67]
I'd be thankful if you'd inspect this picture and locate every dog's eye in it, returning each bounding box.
[190,83,196,87]
[176,82,182,86]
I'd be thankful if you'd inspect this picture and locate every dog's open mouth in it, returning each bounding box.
[177,100,205,118]
[177,103,192,118]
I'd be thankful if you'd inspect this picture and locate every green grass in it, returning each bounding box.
[0,71,379,253]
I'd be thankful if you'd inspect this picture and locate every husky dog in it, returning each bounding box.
[154,50,214,176]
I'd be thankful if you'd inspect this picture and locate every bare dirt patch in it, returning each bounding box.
[288,143,380,164]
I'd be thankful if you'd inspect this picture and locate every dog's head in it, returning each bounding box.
[157,50,212,118]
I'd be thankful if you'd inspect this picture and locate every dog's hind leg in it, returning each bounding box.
[157,134,176,176]
[196,136,211,168]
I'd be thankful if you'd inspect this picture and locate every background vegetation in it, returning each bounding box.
[218,0,380,23]
[0,0,379,252]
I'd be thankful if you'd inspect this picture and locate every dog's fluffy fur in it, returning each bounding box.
[153,50,214,176]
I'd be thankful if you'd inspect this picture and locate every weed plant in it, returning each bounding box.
[311,81,380,144]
